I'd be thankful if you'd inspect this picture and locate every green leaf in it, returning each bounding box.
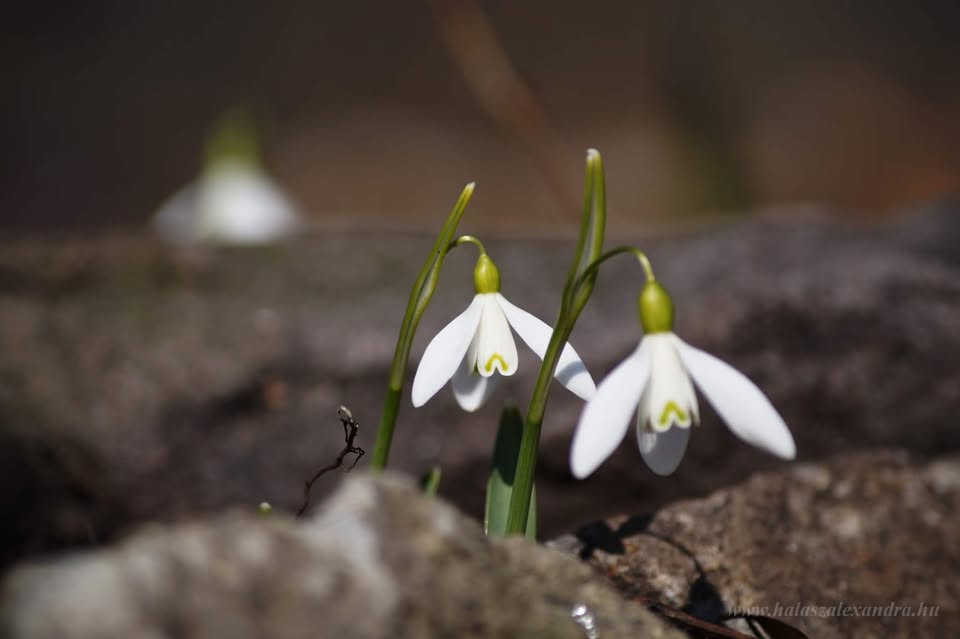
[421,466,442,497]
[563,149,606,313]
[409,183,476,325]
[370,183,475,470]
[506,150,607,535]
[525,483,537,540]
[485,404,537,538]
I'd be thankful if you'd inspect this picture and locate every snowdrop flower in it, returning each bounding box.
[571,279,795,478]
[152,110,301,245]
[412,250,596,412]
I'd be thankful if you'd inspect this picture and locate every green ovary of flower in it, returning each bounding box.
[638,280,673,334]
[473,254,501,294]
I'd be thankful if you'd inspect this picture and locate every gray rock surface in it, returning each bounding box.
[550,450,960,639]
[1,204,959,567]
[0,473,682,639]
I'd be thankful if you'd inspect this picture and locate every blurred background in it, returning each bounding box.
[3,0,960,567]
[4,0,960,238]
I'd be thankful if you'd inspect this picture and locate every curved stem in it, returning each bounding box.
[448,234,487,255]
[569,246,656,306]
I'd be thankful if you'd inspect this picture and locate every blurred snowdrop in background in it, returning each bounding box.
[152,109,302,245]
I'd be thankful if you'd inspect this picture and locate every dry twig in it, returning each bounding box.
[296,405,364,516]
[427,0,579,214]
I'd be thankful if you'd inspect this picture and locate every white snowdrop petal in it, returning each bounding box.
[645,334,698,432]
[411,296,485,407]
[153,164,301,246]
[451,346,498,412]
[674,336,796,459]
[570,343,650,479]
[199,165,301,244]
[637,423,691,476]
[152,183,200,245]
[496,294,596,400]
[476,294,519,377]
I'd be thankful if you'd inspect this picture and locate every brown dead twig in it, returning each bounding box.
[632,596,756,639]
[296,405,364,516]
[427,0,579,215]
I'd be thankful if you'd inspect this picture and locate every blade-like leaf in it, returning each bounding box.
[371,183,475,470]
[563,149,606,313]
[485,404,537,538]
[421,466,442,497]
[505,150,606,535]
[525,482,537,539]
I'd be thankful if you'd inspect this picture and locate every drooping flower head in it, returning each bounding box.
[152,109,301,245]
[412,248,596,412]
[571,276,795,477]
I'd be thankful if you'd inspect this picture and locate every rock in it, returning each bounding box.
[0,473,682,639]
[550,450,960,638]
[1,204,959,567]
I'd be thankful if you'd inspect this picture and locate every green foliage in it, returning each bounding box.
[505,150,608,535]
[371,183,475,470]
[485,404,536,539]
[421,466,442,497]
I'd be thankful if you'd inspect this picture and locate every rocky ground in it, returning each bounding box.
[1,474,683,639]
[0,204,958,635]
[551,450,960,638]
[2,453,956,638]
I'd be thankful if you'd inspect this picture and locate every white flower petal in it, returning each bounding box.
[151,183,200,245]
[496,293,596,400]
[152,164,301,246]
[198,164,301,244]
[637,422,691,476]
[570,342,651,479]
[476,294,519,377]
[674,336,796,459]
[411,295,485,407]
[644,333,698,432]
[451,346,499,411]
[462,329,480,373]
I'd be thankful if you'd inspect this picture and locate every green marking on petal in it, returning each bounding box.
[657,401,688,427]
[484,354,508,373]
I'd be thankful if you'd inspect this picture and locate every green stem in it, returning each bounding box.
[449,235,487,255]
[504,317,573,533]
[503,245,657,529]
[570,246,656,300]
[371,386,402,469]
[370,183,475,470]
[505,150,607,534]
